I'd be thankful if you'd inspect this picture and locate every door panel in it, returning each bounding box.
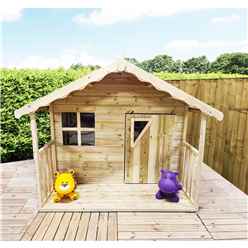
[124,113,176,183]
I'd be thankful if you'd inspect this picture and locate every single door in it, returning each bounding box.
[124,113,177,183]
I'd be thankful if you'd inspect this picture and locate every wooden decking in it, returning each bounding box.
[1,160,248,240]
[41,184,196,212]
[21,212,210,241]
[21,212,118,241]
[0,160,38,241]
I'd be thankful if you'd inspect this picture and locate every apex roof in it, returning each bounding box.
[15,59,223,121]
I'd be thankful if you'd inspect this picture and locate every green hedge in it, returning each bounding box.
[1,68,248,162]
[0,68,90,162]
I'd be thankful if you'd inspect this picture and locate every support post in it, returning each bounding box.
[198,114,207,163]
[179,110,188,182]
[194,113,207,208]
[182,110,189,142]
[30,113,42,208]
[49,105,57,173]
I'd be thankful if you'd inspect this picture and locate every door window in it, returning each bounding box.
[131,118,152,147]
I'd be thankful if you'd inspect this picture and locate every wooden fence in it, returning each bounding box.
[168,78,248,194]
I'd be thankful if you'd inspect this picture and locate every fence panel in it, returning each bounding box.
[169,78,248,193]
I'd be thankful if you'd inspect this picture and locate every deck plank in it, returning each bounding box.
[86,212,99,241]
[97,212,108,241]
[43,212,64,240]
[32,213,54,240]
[206,224,247,232]
[118,224,205,232]
[54,213,72,241]
[64,212,81,240]
[118,231,211,240]
[108,212,118,240]
[75,212,91,241]
[211,231,248,240]
[20,213,45,240]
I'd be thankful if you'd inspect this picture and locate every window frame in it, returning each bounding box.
[61,112,95,146]
[131,117,152,147]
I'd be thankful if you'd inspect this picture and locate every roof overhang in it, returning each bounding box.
[15,59,224,121]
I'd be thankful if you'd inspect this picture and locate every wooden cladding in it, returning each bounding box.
[125,114,183,184]
[52,78,186,184]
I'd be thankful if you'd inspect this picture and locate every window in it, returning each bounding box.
[80,113,95,128]
[131,118,152,147]
[134,121,149,142]
[62,112,77,127]
[81,131,95,146]
[61,112,95,146]
[63,131,78,145]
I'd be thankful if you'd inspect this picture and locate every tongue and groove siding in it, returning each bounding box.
[51,74,186,184]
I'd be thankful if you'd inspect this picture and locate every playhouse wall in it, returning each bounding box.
[50,73,186,184]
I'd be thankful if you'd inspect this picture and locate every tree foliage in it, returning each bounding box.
[182,56,210,73]
[70,63,100,70]
[139,55,177,72]
[210,53,248,74]
[127,52,248,74]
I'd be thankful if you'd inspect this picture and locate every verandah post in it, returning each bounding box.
[179,109,188,184]
[194,113,207,208]
[30,113,42,208]
[198,114,207,162]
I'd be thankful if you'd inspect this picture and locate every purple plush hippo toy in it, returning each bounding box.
[156,169,182,202]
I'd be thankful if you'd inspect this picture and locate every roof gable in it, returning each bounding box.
[15,59,223,121]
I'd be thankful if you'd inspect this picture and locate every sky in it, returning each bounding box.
[1,8,247,68]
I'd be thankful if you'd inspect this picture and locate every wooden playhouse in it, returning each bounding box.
[15,59,223,212]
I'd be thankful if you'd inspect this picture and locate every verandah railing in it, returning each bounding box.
[37,140,201,207]
[181,141,200,208]
[38,140,57,205]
